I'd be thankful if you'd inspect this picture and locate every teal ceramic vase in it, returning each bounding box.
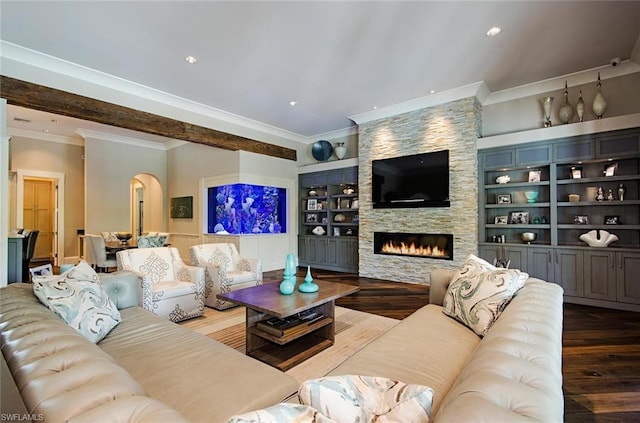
[279,279,295,295]
[284,253,296,280]
[299,266,319,293]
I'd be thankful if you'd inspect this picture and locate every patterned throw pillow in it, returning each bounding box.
[33,261,121,343]
[299,375,433,423]
[442,254,528,337]
[228,403,335,423]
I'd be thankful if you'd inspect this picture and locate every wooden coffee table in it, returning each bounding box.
[217,279,358,371]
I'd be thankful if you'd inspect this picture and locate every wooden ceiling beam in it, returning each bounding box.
[0,76,297,161]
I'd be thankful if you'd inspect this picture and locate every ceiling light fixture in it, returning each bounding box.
[185,55,198,64]
[429,90,436,94]
[289,101,297,106]
[486,27,502,37]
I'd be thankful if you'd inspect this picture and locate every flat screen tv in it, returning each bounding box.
[372,150,450,209]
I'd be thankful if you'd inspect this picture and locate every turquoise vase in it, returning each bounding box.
[299,266,319,293]
[284,253,296,280]
[279,279,295,295]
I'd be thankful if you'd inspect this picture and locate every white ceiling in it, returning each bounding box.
[2,1,640,144]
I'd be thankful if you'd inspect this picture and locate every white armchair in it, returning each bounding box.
[190,243,263,310]
[116,247,205,322]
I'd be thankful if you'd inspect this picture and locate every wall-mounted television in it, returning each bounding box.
[372,150,450,209]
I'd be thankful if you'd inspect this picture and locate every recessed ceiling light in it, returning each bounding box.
[429,90,436,94]
[373,106,378,110]
[486,27,502,37]
[289,101,297,106]
[185,55,198,64]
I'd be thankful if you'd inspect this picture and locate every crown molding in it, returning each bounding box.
[483,60,640,105]
[75,128,171,150]
[306,125,359,144]
[349,81,487,125]
[0,41,308,145]
[8,127,84,146]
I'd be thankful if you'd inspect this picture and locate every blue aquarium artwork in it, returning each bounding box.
[207,184,287,234]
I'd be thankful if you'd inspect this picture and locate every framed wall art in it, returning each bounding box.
[170,196,193,219]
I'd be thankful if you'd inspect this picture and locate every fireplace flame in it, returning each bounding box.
[381,241,448,257]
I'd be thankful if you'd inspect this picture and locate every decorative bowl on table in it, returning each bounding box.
[115,232,132,244]
[524,191,539,203]
[521,232,537,244]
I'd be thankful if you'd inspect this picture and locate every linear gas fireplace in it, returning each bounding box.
[374,232,453,260]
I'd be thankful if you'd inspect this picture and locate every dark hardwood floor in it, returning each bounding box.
[265,268,640,422]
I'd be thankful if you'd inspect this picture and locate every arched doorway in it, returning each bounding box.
[130,173,163,237]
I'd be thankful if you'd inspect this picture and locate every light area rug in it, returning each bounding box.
[180,306,399,384]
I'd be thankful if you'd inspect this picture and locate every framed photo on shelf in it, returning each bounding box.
[307,198,318,210]
[603,162,618,177]
[306,213,318,223]
[528,170,541,182]
[570,166,582,179]
[333,227,341,236]
[573,215,589,224]
[604,215,621,225]
[497,194,512,204]
[494,215,508,224]
[509,211,529,224]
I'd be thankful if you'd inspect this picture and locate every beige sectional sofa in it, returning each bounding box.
[0,271,298,422]
[327,268,565,422]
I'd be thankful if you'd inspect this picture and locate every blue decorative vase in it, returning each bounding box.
[284,253,296,280]
[279,279,295,295]
[299,266,319,293]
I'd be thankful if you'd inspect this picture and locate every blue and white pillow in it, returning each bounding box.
[33,261,121,343]
[299,375,433,423]
[229,403,334,423]
[442,254,528,337]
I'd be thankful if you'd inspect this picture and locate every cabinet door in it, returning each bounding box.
[527,248,553,281]
[516,145,551,166]
[553,248,584,297]
[616,252,640,304]
[553,137,594,162]
[584,250,617,301]
[477,244,527,271]
[596,130,640,159]
[482,149,515,169]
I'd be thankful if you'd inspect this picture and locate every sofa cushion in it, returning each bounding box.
[99,306,299,422]
[32,261,121,343]
[299,375,433,423]
[229,403,335,423]
[442,254,527,337]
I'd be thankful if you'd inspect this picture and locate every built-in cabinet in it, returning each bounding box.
[298,167,358,272]
[479,127,640,311]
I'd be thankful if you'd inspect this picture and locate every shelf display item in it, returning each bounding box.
[333,213,346,223]
[579,230,618,247]
[334,142,347,160]
[576,90,585,122]
[521,232,537,244]
[311,140,334,161]
[541,96,554,127]
[496,175,511,184]
[595,187,605,201]
[524,191,539,203]
[592,72,607,119]
[558,81,574,124]
[312,226,326,236]
[618,184,626,201]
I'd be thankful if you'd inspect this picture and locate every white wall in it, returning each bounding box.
[83,135,166,235]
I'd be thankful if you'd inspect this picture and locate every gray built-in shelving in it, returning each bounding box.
[298,166,359,272]
[478,127,640,311]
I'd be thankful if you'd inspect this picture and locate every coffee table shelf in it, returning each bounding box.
[248,334,334,371]
[250,316,333,345]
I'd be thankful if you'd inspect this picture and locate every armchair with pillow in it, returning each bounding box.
[116,247,205,322]
[190,243,263,310]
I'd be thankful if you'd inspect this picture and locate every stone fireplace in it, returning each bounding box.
[355,96,481,283]
[374,232,453,260]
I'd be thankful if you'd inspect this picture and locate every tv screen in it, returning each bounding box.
[372,150,450,208]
